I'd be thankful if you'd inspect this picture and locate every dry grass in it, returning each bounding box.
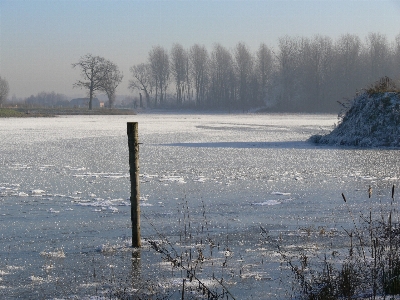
[0,108,39,117]
[281,185,400,299]
[365,76,400,96]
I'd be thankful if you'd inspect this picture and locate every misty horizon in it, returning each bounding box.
[1,0,400,100]
[5,31,400,113]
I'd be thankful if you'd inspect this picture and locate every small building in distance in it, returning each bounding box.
[70,98,100,108]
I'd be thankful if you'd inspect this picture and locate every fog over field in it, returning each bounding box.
[1,1,400,112]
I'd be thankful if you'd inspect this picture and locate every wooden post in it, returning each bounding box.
[127,122,141,247]
[131,250,141,289]
[181,278,185,299]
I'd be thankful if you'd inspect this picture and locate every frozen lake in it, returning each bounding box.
[1,113,399,299]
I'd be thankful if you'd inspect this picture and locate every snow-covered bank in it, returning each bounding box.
[310,92,400,147]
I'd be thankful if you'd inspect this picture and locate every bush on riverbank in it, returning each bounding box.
[310,77,400,147]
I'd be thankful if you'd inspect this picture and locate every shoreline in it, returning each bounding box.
[0,106,340,118]
[0,107,136,117]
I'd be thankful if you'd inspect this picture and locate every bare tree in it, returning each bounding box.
[189,44,209,107]
[256,43,274,104]
[72,54,108,110]
[171,44,188,106]
[300,35,334,111]
[149,46,169,107]
[364,33,390,83]
[0,76,9,106]
[333,34,362,98]
[276,36,302,110]
[129,63,153,108]
[100,60,123,109]
[234,42,254,110]
[210,44,234,108]
[393,33,400,82]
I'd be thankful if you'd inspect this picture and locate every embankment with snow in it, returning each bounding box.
[310,92,400,147]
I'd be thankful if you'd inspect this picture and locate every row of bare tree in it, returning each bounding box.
[2,33,400,112]
[130,33,400,112]
[129,43,270,110]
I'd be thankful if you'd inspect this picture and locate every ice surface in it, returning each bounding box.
[1,113,399,299]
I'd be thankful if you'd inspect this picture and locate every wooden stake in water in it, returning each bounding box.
[127,122,141,248]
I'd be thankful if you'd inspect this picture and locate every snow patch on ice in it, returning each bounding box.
[271,192,291,196]
[240,271,272,280]
[359,175,377,181]
[194,176,207,183]
[159,175,186,184]
[40,249,65,258]
[96,243,117,253]
[30,275,45,282]
[252,200,281,206]
[72,172,128,179]
[31,189,45,195]
[140,194,150,201]
[76,198,127,212]
[7,265,24,270]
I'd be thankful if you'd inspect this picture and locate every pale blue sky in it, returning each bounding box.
[1,0,400,99]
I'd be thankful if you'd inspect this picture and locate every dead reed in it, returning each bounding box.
[144,199,237,299]
[279,185,400,299]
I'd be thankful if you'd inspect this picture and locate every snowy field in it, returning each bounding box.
[1,113,400,299]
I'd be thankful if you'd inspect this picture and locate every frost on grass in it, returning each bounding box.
[310,77,400,148]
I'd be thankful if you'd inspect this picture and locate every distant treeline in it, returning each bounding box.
[24,92,70,107]
[130,33,400,112]
[24,92,103,108]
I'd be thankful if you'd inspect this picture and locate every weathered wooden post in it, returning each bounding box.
[127,122,141,247]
